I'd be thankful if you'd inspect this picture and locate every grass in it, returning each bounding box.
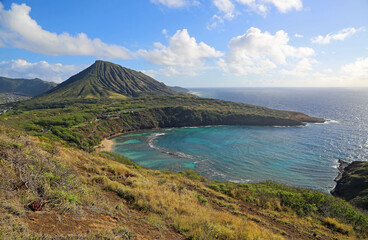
[0,95,322,154]
[1,123,367,239]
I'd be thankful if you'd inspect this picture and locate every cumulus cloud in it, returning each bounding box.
[218,27,314,75]
[340,57,368,80]
[150,0,199,8]
[0,59,85,83]
[139,29,222,77]
[213,0,236,19]
[311,27,365,44]
[139,29,222,67]
[262,0,302,13]
[279,58,317,76]
[0,3,131,59]
[209,0,303,28]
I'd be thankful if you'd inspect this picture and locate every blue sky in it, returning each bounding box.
[0,0,367,87]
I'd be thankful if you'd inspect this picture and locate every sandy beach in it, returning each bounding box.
[96,138,114,152]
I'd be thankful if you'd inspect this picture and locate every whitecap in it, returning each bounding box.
[147,132,194,159]
[315,119,339,125]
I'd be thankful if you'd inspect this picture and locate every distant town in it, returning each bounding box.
[0,93,31,114]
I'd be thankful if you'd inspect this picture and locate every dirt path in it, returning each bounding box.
[26,207,184,239]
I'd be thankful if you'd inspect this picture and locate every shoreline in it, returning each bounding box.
[330,159,349,195]
[96,138,115,152]
[96,128,158,152]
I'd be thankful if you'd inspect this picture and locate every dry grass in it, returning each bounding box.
[0,124,366,239]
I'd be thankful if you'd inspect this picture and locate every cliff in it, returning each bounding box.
[332,160,368,210]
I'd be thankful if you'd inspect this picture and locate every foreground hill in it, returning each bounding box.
[0,76,57,96]
[35,60,175,101]
[0,124,367,239]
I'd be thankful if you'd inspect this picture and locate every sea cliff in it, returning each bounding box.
[331,160,368,210]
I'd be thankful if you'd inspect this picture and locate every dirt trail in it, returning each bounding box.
[26,208,184,239]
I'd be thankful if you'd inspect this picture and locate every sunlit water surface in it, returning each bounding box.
[113,88,368,192]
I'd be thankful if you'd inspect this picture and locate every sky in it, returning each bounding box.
[0,0,367,87]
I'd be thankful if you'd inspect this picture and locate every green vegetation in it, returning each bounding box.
[332,161,368,210]
[169,86,190,92]
[208,181,368,235]
[1,95,323,152]
[1,124,367,239]
[4,60,362,239]
[29,60,176,102]
[0,61,322,153]
[0,76,57,96]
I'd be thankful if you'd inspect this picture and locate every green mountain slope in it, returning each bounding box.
[0,77,57,96]
[37,60,175,101]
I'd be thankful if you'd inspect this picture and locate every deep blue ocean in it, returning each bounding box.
[112,88,368,192]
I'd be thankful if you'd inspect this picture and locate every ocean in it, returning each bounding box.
[112,88,368,192]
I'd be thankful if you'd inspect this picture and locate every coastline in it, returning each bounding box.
[330,159,349,195]
[96,129,156,153]
[96,138,115,152]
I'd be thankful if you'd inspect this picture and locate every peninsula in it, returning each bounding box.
[2,60,367,240]
[3,61,324,151]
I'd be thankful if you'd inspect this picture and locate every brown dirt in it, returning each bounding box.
[26,211,118,236]
[25,190,184,240]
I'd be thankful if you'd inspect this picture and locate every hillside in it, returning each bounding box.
[169,86,190,93]
[1,124,368,239]
[34,60,175,101]
[332,161,368,210]
[0,77,57,96]
[2,96,324,151]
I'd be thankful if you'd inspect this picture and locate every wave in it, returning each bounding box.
[315,119,340,125]
[230,179,251,184]
[189,91,202,96]
[273,123,309,128]
[147,133,166,150]
[147,133,194,159]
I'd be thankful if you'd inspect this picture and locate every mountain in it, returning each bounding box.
[0,77,57,96]
[38,60,175,101]
[169,86,189,92]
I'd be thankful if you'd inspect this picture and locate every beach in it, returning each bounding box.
[96,138,114,152]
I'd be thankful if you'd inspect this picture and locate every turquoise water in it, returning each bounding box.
[113,88,368,192]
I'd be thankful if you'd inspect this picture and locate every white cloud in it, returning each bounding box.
[208,0,237,29]
[340,57,368,80]
[262,0,302,13]
[279,58,317,76]
[209,0,303,29]
[139,29,223,67]
[294,33,304,38]
[0,3,131,59]
[218,27,314,75]
[150,0,199,8]
[311,27,365,44]
[142,66,200,78]
[213,0,236,20]
[0,59,85,83]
